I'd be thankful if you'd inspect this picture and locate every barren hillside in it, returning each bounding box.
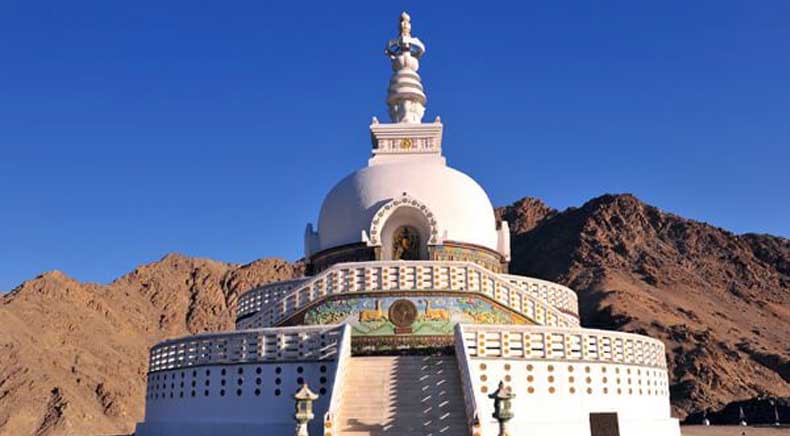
[0,194,787,435]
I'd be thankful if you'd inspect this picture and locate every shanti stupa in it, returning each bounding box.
[135,13,681,436]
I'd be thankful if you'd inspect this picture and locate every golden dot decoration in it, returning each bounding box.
[399,138,414,149]
[603,387,609,394]
[587,387,593,394]
[548,387,556,394]
[585,366,591,373]
[585,377,592,384]
[568,376,575,383]
[481,386,488,394]
[570,387,576,394]
[602,377,608,383]
[528,386,535,394]
[568,365,574,372]
[527,364,533,371]
[504,364,511,371]
[548,375,555,383]
[480,363,487,370]
[505,375,512,382]
[548,365,554,372]
[527,375,534,382]
[480,375,488,382]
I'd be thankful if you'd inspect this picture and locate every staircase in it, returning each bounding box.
[338,355,469,436]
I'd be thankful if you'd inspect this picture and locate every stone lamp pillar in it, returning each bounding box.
[489,381,516,436]
[293,383,319,436]
[770,399,780,426]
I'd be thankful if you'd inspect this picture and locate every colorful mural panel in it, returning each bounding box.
[303,295,527,337]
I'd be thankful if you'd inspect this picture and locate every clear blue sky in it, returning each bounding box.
[1,1,788,291]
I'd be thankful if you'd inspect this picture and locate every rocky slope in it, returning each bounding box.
[0,255,302,436]
[498,194,789,419]
[0,194,787,435]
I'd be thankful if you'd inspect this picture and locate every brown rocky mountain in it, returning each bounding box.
[498,194,789,418]
[0,255,303,436]
[0,193,787,435]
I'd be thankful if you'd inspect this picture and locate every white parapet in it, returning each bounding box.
[137,324,352,436]
[455,324,681,436]
[236,260,581,331]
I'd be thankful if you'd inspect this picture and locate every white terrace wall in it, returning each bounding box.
[136,325,351,436]
[236,261,580,330]
[457,324,680,436]
[236,277,310,320]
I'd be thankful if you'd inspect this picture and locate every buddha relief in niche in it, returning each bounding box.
[392,226,420,260]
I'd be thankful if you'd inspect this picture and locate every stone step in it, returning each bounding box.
[337,355,469,436]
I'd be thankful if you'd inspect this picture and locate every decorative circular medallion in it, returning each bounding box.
[399,138,414,149]
[388,299,418,328]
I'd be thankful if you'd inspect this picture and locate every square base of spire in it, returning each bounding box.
[369,120,444,166]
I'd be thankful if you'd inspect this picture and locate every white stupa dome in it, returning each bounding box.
[303,13,510,263]
[316,160,498,253]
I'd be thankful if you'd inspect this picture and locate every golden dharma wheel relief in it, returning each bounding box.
[399,137,414,149]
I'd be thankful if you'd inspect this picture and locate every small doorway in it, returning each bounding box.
[589,412,620,436]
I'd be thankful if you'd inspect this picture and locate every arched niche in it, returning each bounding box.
[368,195,439,260]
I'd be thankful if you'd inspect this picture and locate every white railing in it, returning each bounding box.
[459,324,667,369]
[236,261,580,330]
[454,324,481,435]
[323,325,352,435]
[147,325,346,373]
[236,277,311,319]
[500,273,579,317]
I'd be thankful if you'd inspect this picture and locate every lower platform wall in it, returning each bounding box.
[468,359,680,436]
[136,360,337,436]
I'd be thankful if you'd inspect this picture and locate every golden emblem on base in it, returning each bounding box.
[388,299,418,334]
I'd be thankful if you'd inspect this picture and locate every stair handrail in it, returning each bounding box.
[323,323,352,435]
[454,323,481,435]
